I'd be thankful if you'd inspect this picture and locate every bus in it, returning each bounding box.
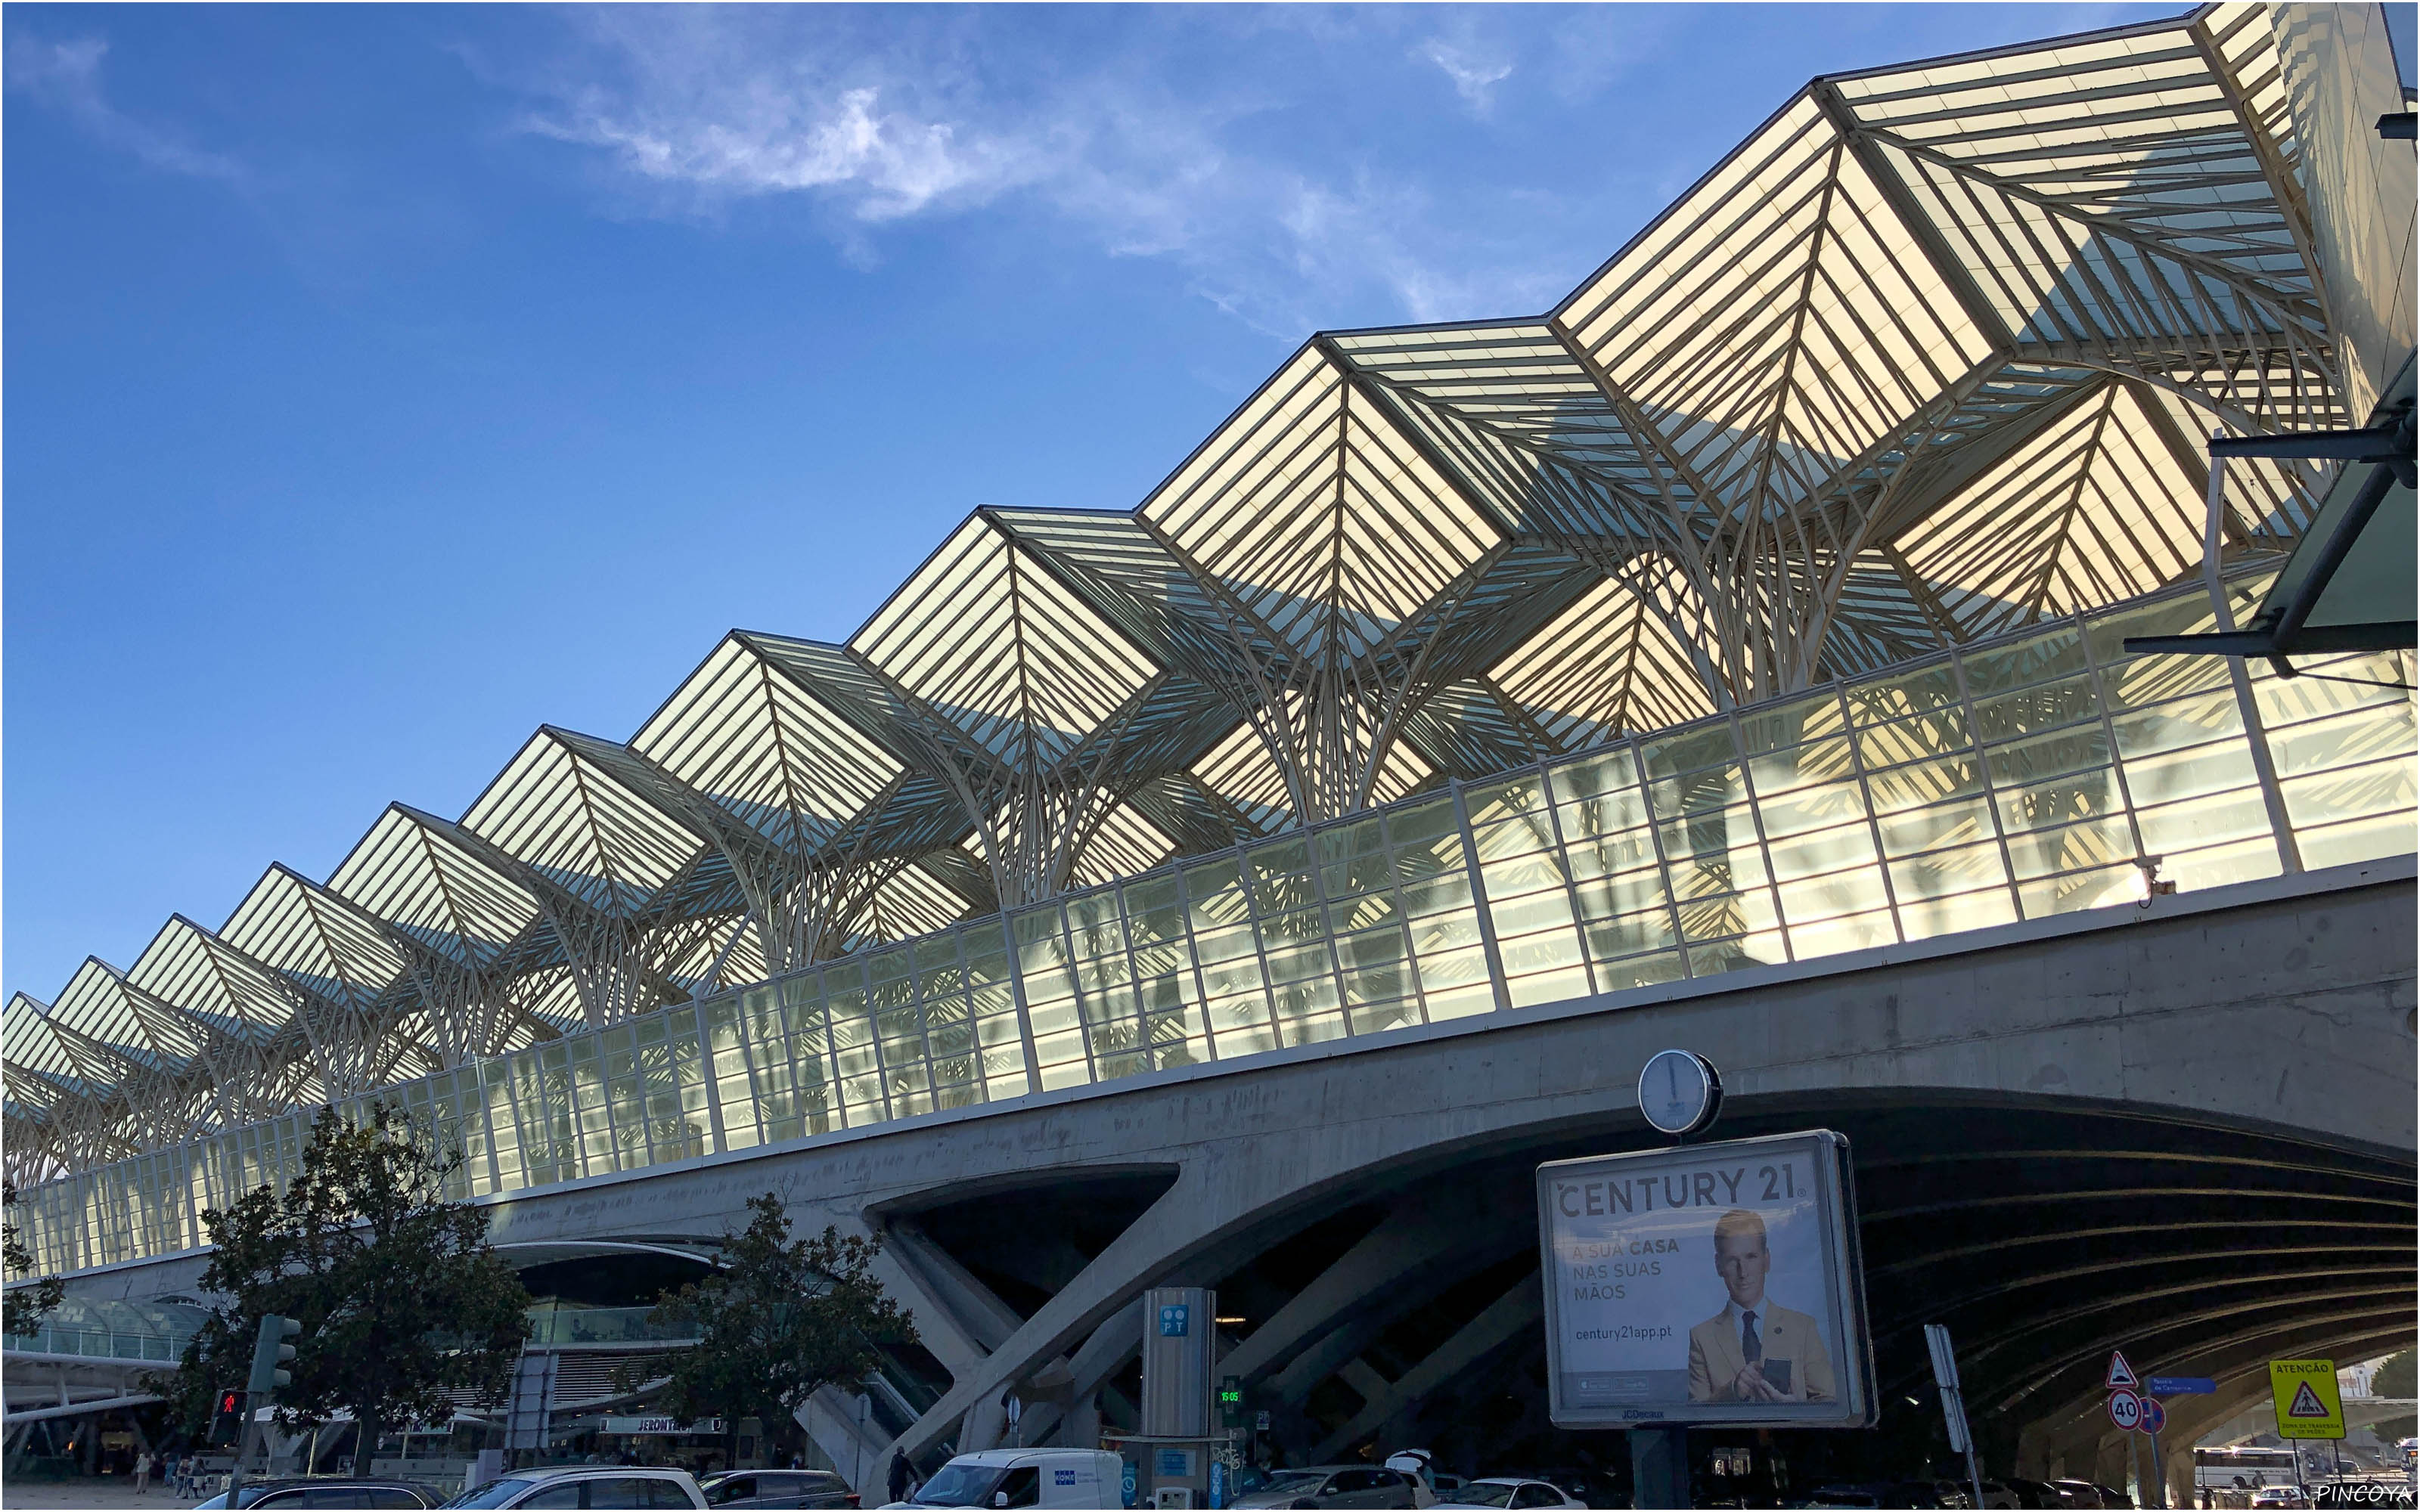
[2195,1446,2300,1495]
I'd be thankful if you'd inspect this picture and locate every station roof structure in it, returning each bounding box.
[7,2,2405,1188]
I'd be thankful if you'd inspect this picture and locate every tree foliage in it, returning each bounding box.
[2,1182,67,1340]
[147,1105,532,1467]
[2370,1349,2415,1444]
[622,1193,917,1461]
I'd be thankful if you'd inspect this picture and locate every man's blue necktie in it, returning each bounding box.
[1742,1309,1761,1365]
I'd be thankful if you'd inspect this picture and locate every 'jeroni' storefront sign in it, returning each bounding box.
[598,1417,725,1436]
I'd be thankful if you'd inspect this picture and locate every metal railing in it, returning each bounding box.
[4,1321,194,1362]
[522,1306,699,1348]
[17,578,2415,1276]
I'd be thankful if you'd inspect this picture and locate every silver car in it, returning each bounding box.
[697,1470,858,1509]
[1432,1480,1585,1510]
[1232,1466,1423,1509]
[443,1467,709,1509]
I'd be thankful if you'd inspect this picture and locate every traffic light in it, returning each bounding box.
[209,1389,247,1445]
[248,1314,302,1396]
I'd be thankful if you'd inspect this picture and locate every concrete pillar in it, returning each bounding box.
[1218,1196,1502,1384]
[884,1220,1025,1355]
[1308,1279,1542,1464]
[957,1396,1007,1455]
[1061,1392,1100,1452]
[870,1241,993,1380]
[1003,1301,1146,1448]
[802,1390,888,1498]
[2093,1430,2133,1495]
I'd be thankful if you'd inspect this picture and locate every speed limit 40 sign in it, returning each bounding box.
[2108,1389,2143,1432]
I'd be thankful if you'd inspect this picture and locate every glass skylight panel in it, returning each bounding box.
[660,916,771,999]
[985,509,1263,682]
[1068,804,1177,891]
[331,807,545,971]
[1821,553,1947,677]
[634,637,905,852]
[51,962,194,1066]
[1362,379,1672,553]
[1892,381,2201,640]
[464,731,706,919]
[127,920,299,1040]
[4,996,79,1084]
[855,862,968,945]
[1143,348,1500,665]
[1490,575,1720,745]
[854,516,1158,770]
[513,970,589,1040]
[1192,719,1299,832]
[219,866,412,1015]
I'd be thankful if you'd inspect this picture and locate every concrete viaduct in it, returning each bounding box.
[57,856,2418,1498]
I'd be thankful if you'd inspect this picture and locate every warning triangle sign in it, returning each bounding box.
[2106,1352,2139,1390]
[2286,1382,2331,1418]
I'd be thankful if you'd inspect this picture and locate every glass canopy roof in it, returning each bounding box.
[8,2,2403,1189]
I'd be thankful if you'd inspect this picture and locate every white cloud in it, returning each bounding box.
[1418,39,1515,113]
[529,78,1038,224]
[497,10,1575,336]
[5,34,244,182]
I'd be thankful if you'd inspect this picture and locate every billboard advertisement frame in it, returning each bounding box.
[1536,1129,1876,1430]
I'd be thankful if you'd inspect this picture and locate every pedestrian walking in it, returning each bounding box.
[887,1449,912,1504]
[135,1449,155,1494]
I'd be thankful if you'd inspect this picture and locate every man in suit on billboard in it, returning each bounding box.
[1686,1208,1836,1403]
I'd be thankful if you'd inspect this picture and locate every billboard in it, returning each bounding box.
[1537,1129,1874,1428]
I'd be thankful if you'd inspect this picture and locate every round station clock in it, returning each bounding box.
[1637,1049,1723,1138]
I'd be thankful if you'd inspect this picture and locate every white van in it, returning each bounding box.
[893,1448,1125,1510]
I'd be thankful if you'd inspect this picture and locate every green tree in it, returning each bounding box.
[621,1193,917,1467]
[2,1182,67,1340]
[2369,1349,2415,1445]
[148,1105,532,1470]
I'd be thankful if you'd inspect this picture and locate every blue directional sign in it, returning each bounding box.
[1158,1303,1190,1337]
[2147,1376,2217,1396]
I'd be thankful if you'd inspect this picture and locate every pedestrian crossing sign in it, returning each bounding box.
[2267,1359,2344,1439]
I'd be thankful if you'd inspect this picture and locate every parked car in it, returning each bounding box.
[1806,1483,1972,1508]
[1432,1478,1587,1508]
[1516,1469,1623,1507]
[1230,1464,1425,1509]
[1978,1479,2072,1509]
[442,1466,709,1509]
[2248,1490,2309,1510]
[697,1470,858,1509]
[2050,1480,2133,1509]
[892,1449,1124,1509]
[197,1479,440,1509]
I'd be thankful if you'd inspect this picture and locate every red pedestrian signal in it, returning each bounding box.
[210,1389,247,1445]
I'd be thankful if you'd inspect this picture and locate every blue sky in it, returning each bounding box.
[0,2,2319,1002]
